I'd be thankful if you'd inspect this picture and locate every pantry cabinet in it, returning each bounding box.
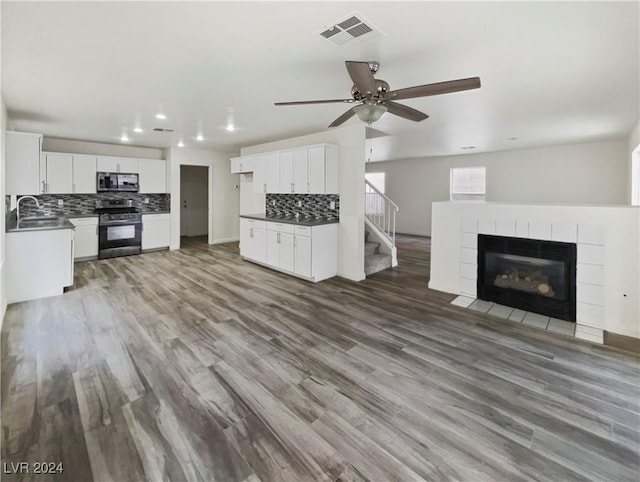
[240,217,337,282]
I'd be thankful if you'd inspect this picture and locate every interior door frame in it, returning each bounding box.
[176,163,212,248]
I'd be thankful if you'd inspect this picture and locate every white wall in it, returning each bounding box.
[430,201,640,339]
[43,137,163,159]
[166,147,240,249]
[367,140,628,236]
[240,125,367,282]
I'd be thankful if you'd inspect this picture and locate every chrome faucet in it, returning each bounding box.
[16,196,41,221]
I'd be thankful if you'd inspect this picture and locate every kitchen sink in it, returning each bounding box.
[17,216,63,228]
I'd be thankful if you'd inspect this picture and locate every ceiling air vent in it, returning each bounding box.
[319,12,384,47]
[152,127,174,133]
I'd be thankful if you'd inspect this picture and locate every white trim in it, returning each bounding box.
[211,237,239,245]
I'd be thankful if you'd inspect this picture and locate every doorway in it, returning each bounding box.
[180,165,209,245]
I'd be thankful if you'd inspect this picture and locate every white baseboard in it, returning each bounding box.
[427,280,458,294]
[211,237,239,245]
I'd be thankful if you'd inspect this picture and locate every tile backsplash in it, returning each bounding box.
[266,193,339,220]
[6,193,170,218]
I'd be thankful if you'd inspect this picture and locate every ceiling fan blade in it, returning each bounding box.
[275,99,355,106]
[386,77,481,101]
[328,107,356,128]
[384,101,429,122]
[345,61,377,96]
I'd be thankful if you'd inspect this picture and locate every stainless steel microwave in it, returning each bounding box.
[97,172,139,192]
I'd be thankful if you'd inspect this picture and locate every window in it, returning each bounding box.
[450,167,486,201]
[365,172,385,193]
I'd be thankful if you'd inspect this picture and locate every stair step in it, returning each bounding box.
[365,253,392,276]
[365,241,380,256]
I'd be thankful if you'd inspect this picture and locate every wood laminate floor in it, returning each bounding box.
[2,236,639,481]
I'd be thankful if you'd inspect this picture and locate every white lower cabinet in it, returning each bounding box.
[142,213,170,250]
[6,228,74,303]
[69,217,99,259]
[240,217,337,282]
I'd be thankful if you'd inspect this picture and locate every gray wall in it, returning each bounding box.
[367,140,629,236]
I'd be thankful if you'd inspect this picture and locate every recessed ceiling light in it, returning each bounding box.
[196,134,204,141]
[121,135,129,142]
[226,124,235,132]
[178,140,184,147]
[156,113,167,120]
[134,127,143,133]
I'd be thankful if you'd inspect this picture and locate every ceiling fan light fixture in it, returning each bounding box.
[353,103,387,124]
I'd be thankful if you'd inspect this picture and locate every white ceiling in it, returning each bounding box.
[2,1,638,160]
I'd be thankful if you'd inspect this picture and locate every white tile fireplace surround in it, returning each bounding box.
[430,202,640,344]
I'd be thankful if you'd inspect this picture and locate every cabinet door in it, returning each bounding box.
[138,159,167,193]
[266,230,280,267]
[118,158,138,173]
[265,154,280,193]
[308,147,326,194]
[96,157,119,172]
[252,156,266,193]
[142,221,170,250]
[72,224,99,258]
[279,151,294,194]
[6,132,42,195]
[252,227,267,263]
[293,149,308,194]
[279,232,295,272]
[294,235,312,278]
[45,154,74,193]
[240,224,253,258]
[73,155,97,193]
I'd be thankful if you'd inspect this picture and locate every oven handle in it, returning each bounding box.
[100,221,142,227]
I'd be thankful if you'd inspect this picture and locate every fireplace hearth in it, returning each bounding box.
[477,235,577,321]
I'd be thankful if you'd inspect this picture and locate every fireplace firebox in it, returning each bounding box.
[477,235,577,321]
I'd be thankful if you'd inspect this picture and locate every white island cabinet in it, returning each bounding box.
[240,217,337,282]
[6,228,74,303]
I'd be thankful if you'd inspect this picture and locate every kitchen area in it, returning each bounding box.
[4,131,171,303]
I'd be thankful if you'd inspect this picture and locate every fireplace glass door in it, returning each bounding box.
[484,252,567,301]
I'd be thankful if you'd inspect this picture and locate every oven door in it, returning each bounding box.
[98,222,142,258]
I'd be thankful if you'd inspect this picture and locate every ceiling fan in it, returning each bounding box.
[275,61,481,128]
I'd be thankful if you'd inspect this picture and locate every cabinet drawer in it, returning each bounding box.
[69,217,99,226]
[266,222,295,234]
[294,225,312,237]
[242,218,266,230]
[142,213,170,222]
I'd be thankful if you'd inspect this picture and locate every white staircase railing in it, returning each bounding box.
[365,179,399,247]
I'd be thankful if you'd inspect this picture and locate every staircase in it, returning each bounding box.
[364,179,399,276]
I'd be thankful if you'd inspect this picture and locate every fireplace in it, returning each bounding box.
[477,235,577,321]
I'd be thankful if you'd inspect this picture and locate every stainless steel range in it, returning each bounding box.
[96,199,142,259]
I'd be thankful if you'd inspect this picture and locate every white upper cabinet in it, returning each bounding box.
[73,155,97,194]
[5,131,43,195]
[43,153,73,194]
[248,144,338,195]
[230,157,253,173]
[308,145,338,194]
[138,159,167,193]
[293,149,308,194]
[253,154,279,193]
[97,157,138,173]
[118,158,138,173]
[279,151,294,194]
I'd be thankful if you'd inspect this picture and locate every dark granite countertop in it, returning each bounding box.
[142,211,171,215]
[7,216,75,233]
[240,213,339,227]
[66,213,99,218]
